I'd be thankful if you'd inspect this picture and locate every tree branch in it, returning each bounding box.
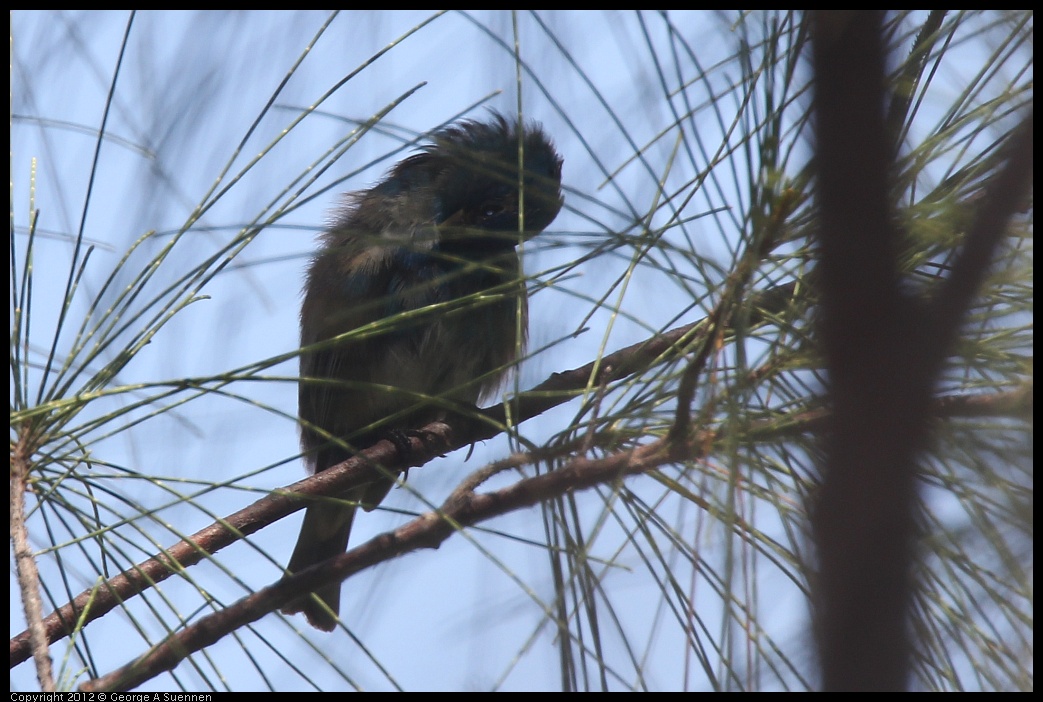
[77,384,1031,692]
[10,282,795,668]
[10,434,55,690]
[809,9,1032,691]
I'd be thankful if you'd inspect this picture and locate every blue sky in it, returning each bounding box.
[12,11,739,691]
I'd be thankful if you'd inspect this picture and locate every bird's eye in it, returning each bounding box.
[484,204,505,217]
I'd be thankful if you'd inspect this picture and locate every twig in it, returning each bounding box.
[10,435,55,691]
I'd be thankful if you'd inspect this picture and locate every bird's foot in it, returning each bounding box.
[382,427,442,479]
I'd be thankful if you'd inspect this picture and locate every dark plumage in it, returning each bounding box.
[283,113,563,631]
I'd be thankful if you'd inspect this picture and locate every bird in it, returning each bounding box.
[282,113,563,631]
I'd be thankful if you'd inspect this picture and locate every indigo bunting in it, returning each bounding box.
[283,113,563,631]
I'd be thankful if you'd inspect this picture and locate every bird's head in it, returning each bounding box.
[397,113,564,256]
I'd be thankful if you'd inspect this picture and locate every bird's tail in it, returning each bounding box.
[281,500,356,632]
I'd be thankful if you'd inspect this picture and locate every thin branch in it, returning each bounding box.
[10,436,55,691]
[926,113,1032,357]
[669,183,797,446]
[10,282,795,667]
[77,385,1030,692]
